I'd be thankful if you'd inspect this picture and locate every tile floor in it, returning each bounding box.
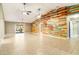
[0,32,79,55]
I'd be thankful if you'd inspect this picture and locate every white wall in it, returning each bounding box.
[0,20,4,39]
[5,22,32,35]
[24,23,32,32]
[0,4,5,39]
[5,22,16,34]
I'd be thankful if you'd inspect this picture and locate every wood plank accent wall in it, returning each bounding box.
[32,4,79,38]
[41,6,69,19]
[41,4,79,18]
[68,4,79,14]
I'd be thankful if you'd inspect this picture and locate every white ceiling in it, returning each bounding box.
[2,3,77,23]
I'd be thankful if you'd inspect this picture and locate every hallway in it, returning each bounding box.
[0,33,79,55]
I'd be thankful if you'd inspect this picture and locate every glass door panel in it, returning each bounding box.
[70,20,79,38]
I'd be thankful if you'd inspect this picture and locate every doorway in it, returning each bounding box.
[15,23,24,33]
[68,14,79,38]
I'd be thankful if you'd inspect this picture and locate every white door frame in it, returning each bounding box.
[67,14,79,39]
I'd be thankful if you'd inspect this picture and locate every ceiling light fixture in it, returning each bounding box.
[22,3,32,15]
[37,8,41,19]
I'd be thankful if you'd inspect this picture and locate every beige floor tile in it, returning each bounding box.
[0,33,79,55]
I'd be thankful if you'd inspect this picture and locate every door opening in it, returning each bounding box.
[15,24,24,33]
[68,14,79,38]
